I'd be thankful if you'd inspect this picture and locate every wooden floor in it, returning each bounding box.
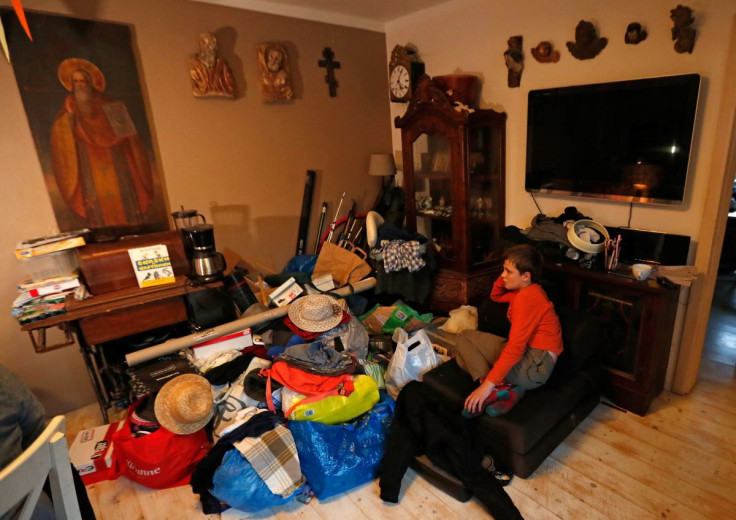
[65,280,736,519]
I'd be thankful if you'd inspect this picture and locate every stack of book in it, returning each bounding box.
[11,276,81,324]
[11,230,90,325]
[14,229,89,260]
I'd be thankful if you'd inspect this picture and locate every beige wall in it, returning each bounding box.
[3,0,734,415]
[386,0,736,391]
[0,0,391,414]
[387,0,734,241]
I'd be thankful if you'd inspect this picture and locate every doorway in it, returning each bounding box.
[703,176,736,371]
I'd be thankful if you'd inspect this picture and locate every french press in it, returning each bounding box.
[171,207,206,230]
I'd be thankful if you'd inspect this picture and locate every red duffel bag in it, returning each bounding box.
[111,383,211,489]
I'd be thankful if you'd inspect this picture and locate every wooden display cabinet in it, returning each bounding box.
[542,262,680,415]
[395,76,507,311]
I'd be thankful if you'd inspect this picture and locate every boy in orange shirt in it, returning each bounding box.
[457,244,563,415]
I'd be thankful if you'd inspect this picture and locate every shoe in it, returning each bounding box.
[492,470,513,487]
[461,391,500,418]
[461,382,513,418]
[481,455,513,486]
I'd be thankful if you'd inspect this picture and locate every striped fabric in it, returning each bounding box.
[360,359,386,390]
[233,424,305,497]
[377,240,426,273]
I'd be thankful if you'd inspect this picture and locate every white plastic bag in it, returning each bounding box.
[385,329,441,399]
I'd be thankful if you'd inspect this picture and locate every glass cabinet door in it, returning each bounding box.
[412,132,455,265]
[468,124,503,266]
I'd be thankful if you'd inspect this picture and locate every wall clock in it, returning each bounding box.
[388,44,424,103]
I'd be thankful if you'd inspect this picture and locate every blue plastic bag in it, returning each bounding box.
[283,254,317,273]
[211,449,300,513]
[287,392,395,499]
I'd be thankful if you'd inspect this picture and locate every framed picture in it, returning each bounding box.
[1,10,169,239]
[432,153,449,173]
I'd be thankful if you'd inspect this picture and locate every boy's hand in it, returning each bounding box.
[464,379,496,414]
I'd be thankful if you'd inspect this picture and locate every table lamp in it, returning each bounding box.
[369,153,397,211]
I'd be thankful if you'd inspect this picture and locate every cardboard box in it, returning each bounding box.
[69,422,122,483]
[191,328,253,360]
[269,277,303,307]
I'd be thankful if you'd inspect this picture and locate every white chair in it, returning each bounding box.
[0,415,82,520]
[365,210,385,249]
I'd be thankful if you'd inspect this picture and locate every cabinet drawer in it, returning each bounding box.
[78,298,188,345]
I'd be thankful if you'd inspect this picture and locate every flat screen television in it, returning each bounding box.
[525,74,701,205]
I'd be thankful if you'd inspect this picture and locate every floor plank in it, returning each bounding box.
[566,423,734,519]
[549,442,704,519]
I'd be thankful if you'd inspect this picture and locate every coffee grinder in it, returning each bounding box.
[172,207,206,263]
[181,223,226,283]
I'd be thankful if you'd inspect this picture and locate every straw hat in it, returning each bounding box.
[154,374,213,435]
[288,294,344,333]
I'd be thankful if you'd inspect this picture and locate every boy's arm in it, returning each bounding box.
[490,275,514,302]
[485,291,544,384]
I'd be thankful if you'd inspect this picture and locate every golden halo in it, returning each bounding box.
[57,58,106,92]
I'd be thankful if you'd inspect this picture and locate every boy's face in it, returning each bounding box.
[502,259,531,290]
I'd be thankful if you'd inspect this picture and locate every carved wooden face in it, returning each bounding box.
[266,48,283,72]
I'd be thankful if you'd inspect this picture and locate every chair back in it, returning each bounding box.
[0,415,82,520]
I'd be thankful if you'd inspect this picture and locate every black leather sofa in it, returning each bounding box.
[421,298,602,478]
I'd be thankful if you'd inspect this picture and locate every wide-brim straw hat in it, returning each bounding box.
[154,374,213,435]
[288,294,344,333]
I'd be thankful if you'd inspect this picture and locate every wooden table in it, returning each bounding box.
[21,276,210,422]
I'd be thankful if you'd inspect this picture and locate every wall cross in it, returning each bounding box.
[318,47,340,97]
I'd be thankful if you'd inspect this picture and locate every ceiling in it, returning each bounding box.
[191,0,455,31]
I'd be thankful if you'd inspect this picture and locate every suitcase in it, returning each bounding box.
[78,231,189,294]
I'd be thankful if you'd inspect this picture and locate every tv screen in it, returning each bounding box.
[525,74,701,205]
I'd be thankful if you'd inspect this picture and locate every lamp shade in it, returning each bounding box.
[368,153,397,177]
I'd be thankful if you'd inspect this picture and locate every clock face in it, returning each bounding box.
[390,65,410,99]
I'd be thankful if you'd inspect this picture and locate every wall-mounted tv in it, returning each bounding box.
[525,74,701,205]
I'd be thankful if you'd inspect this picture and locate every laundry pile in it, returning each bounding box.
[105,292,415,515]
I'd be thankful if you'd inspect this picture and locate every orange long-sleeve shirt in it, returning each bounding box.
[486,276,563,384]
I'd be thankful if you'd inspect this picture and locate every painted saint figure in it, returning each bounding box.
[257,42,294,102]
[188,32,237,98]
[50,58,154,228]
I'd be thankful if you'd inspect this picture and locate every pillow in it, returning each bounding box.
[440,305,478,334]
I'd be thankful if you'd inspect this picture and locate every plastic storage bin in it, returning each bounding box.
[22,249,79,282]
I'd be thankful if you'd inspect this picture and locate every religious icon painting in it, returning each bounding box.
[0,10,169,239]
[256,42,293,102]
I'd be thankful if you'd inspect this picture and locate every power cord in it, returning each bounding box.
[627,202,633,228]
[530,192,544,215]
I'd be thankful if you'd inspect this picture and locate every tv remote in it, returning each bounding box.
[656,276,678,289]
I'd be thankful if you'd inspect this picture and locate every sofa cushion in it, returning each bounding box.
[423,359,596,455]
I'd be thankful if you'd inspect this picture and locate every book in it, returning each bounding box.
[13,278,80,308]
[15,229,89,259]
[12,294,69,323]
[127,244,175,289]
[17,275,79,292]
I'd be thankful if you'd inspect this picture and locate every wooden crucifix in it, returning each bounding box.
[318,47,340,97]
